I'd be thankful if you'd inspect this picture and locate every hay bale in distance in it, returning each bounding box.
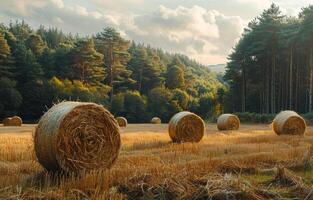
[3,116,22,126]
[273,110,306,135]
[116,117,127,127]
[10,116,22,126]
[151,117,161,124]
[34,101,121,173]
[3,117,11,126]
[168,111,205,143]
[217,114,240,131]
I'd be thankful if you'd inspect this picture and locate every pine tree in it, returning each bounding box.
[0,34,12,77]
[69,39,105,86]
[166,65,185,89]
[13,42,43,84]
[26,34,46,56]
[128,45,162,94]
[95,28,134,103]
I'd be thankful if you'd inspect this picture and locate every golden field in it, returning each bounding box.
[0,124,313,199]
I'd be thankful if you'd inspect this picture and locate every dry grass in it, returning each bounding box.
[1,123,313,199]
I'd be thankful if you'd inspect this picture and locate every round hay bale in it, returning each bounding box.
[151,117,161,124]
[10,116,22,126]
[217,114,240,131]
[273,110,306,136]
[168,111,205,143]
[116,117,127,127]
[34,101,121,173]
[3,117,11,126]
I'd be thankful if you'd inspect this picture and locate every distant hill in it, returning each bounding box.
[207,64,226,74]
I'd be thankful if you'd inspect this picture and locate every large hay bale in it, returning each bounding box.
[3,117,11,126]
[151,117,161,124]
[116,117,127,127]
[34,101,121,173]
[273,110,306,135]
[10,116,22,126]
[217,114,240,131]
[168,111,205,143]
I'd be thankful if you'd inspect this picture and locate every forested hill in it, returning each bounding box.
[0,21,225,122]
[224,4,313,115]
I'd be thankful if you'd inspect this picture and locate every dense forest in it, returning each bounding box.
[225,4,313,114]
[0,21,225,122]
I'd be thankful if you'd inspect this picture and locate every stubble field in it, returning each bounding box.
[0,124,313,199]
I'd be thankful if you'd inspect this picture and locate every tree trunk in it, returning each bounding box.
[242,61,246,112]
[309,47,313,112]
[271,52,276,114]
[139,68,143,93]
[289,46,293,109]
[109,41,114,105]
[266,56,270,114]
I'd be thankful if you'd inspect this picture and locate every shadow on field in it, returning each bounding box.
[21,170,76,188]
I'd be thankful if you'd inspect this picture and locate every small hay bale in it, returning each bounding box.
[34,101,121,173]
[217,114,240,131]
[3,117,11,126]
[151,117,161,124]
[10,116,22,126]
[116,117,127,127]
[168,111,205,143]
[273,110,306,135]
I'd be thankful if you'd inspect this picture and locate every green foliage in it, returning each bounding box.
[13,43,43,83]
[234,113,275,124]
[128,45,162,94]
[166,65,185,89]
[172,89,189,110]
[48,77,110,104]
[0,77,22,117]
[25,34,46,56]
[124,91,147,122]
[111,93,125,116]
[0,21,225,122]
[148,87,173,121]
[224,3,313,114]
[69,39,105,86]
[196,93,219,120]
[95,28,134,99]
[0,34,12,77]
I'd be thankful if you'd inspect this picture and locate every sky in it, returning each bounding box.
[0,0,311,65]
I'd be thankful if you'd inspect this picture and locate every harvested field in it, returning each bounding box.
[1,123,313,199]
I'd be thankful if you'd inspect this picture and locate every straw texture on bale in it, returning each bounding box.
[273,110,306,135]
[3,116,22,126]
[217,114,240,131]
[116,117,127,127]
[10,116,22,126]
[34,101,121,173]
[3,117,11,126]
[169,111,205,143]
[151,117,161,124]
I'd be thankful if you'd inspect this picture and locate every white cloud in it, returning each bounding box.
[123,5,243,64]
[51,0,64,9]
[0,0,309,64]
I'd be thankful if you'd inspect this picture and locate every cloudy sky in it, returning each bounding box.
[0,0,311,65]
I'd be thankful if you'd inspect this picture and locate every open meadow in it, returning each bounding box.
[0,124,313,199]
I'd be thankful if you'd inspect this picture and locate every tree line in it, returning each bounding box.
[0,21,225,122]
[225,4,313,114]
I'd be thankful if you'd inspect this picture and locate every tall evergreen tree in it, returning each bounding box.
[25,34,46,56]
[95,28,134,103]
[166,65,185,89]
[69,39,105,86]
[0,34,12,77]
